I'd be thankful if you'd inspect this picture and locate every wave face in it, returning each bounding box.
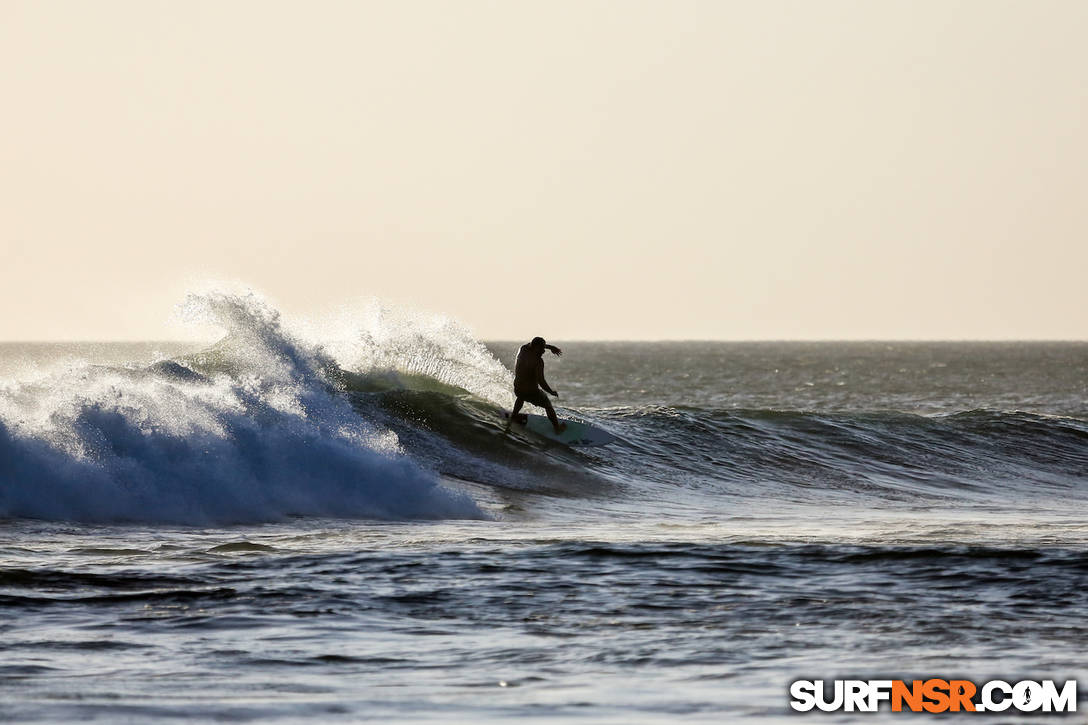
[592,406,1088,508]
[1,291,1086,525]
[0,292,482,524]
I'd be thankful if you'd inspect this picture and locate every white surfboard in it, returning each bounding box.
[503,412,616,447]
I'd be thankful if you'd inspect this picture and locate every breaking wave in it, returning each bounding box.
[0,291,483,524]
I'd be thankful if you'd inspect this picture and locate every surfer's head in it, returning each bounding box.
[530,337,546,354]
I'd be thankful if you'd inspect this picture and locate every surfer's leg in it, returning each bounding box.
[541,398,566,434]
[511,396,524,417]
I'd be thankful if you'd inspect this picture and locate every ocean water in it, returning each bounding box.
[0,292,1085,722]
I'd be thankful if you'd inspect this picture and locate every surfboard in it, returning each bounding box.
[503,411,616,447]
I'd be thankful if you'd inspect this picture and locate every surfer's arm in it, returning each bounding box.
[545,344,562,357]
[536,364,557,396]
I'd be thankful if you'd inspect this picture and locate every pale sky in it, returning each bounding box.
[2,0,1086,341]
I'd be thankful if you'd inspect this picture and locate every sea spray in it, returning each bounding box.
[299,297,516,406]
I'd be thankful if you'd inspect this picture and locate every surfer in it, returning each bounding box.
[511,337,566,434]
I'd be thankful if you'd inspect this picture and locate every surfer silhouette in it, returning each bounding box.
[511,337,566,434]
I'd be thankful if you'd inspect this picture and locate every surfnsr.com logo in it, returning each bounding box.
[789,679,1078,713]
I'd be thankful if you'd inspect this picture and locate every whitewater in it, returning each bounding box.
[0,290,1085,722]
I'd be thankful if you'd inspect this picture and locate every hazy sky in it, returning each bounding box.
[2,0,1086,340]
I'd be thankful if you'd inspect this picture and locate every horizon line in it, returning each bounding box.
[1,338,1085,345]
